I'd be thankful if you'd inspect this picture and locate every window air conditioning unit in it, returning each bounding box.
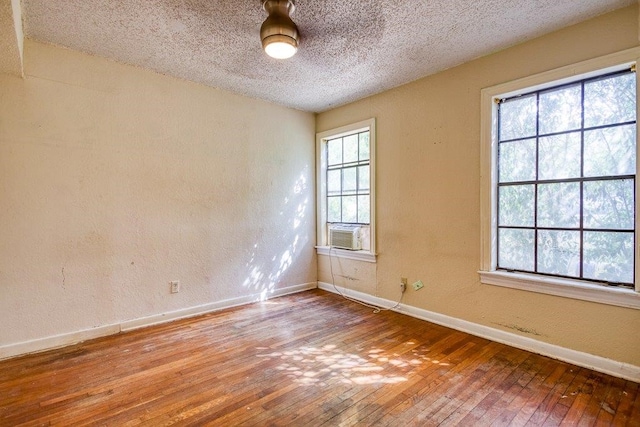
[329,226,361,250]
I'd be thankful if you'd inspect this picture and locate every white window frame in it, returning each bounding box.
[479,48,640,310]
[316,118,376,262]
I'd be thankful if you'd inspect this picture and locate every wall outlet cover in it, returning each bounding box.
[170,281,180,293]
[412,280,424,291]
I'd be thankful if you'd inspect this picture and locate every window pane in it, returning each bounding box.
[584,73,636,127]
[538,132,581,180]
[499,138,536,182]
[584,124,636,177]
[584,231,634,283]
[537,182,580,228]
[327,169,341,196]
[499,185,534,227]
[495,70,636,285]
[358,165,370,192]
[584,179,634,230]
[343,134,359,163]
[342,196,357,223]
[359,132,370,161]
[537,230,580,277]
[327,197,341,222]
[539,85,582,134]
[328,138,342,165]
[343,167,357,194]
[499,95,537,140]
[498,228,534,271]
[358,195,370,223]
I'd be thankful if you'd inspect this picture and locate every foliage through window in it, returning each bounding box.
[326,131,371,224]
[316,118,376,259]
[496,69,636,286]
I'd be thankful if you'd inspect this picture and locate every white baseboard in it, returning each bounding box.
[120,282,316,331]
[0,282,317,361]
[0,324,121,361]
[318,282,640,382]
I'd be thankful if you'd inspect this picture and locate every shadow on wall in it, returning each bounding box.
[241,166,312,300]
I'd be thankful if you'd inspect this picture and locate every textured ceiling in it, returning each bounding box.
[22,0,634,112]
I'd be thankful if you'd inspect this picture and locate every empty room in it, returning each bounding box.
[1,0,639,425]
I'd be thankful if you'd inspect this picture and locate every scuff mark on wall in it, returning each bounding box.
[495,322,543,337]
[337,275,360,282]
[61,267,65,289]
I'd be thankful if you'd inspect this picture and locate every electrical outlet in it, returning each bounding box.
[400,277,408,293]
[412,280,424,291]
[170,280,180,293]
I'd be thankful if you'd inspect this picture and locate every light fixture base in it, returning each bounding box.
[260,0,299,59]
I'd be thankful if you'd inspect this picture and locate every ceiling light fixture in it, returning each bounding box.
[260,0,299,59]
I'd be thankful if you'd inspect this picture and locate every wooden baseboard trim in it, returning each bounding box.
[0,282,317,361]
[318,282,640,382]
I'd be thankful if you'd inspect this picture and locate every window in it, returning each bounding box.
[498,70,636,284]
[480,48,640,309]
[316,118,376,262]
[326,131,371,225]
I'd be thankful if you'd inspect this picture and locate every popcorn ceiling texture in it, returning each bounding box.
[21,0,635,112]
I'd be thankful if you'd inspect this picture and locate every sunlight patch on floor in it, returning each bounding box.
[256,342,449,386]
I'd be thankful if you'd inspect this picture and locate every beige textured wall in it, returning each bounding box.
[317,5,640,366]
[0,0,23,76]
[0,40,316,347]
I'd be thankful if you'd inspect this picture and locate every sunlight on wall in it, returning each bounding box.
[256,342,450,386]
[242,167,311,301]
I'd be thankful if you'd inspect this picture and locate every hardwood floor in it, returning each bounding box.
[1,289,638,426]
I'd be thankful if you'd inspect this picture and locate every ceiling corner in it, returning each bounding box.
[0,0,24,77]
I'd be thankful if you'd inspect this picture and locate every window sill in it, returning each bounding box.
[479,270,640,310]
[316,246,377,263]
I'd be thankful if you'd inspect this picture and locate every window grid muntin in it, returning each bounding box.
[498,120,636,144]
[579,82,586,278]
[496,69,636,287]
[326,130,371,225]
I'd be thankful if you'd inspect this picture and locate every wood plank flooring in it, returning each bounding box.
[1,289,638,426]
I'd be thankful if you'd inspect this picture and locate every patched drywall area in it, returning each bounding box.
[317,5,640,366]
[318,256,377,295]
[0,40,316,347]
